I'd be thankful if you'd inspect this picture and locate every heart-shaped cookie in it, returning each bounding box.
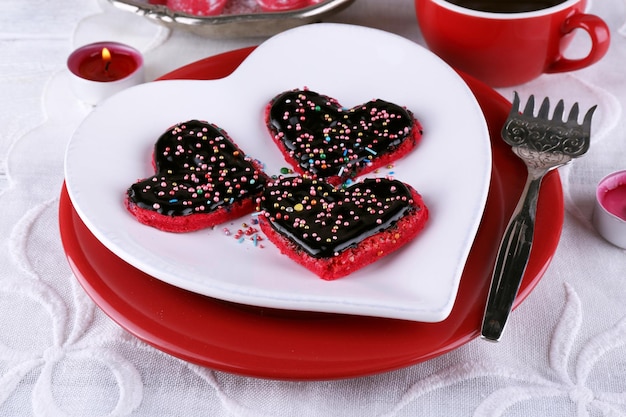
[165,0,227,16]
[257,0,309,12]
[265,89,423,185]
[257,176,429,280]
[126,120,269,232]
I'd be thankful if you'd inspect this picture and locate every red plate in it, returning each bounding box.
[59,47,563,380]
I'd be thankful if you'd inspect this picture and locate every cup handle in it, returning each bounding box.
[546,14,610,73]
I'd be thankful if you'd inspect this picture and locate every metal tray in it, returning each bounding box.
[107,0,356,37]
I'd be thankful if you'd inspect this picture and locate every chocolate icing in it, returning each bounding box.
[267,89,419,182]
[258,176,419,258]
[128,120,267,216]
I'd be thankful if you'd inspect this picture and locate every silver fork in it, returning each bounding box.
[481,92,596,342]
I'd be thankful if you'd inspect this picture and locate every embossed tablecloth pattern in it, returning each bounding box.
[1,0,626,416]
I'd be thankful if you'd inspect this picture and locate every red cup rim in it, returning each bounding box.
[423,0,587,19]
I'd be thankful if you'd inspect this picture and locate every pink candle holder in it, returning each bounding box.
[592,170,626,249]
[67,41,144,105]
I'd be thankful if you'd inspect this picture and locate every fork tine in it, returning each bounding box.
[552,99,565,122]
[511,91,521,114]
[582,105,597,132]
[523,95,535,116]
[538,97,550,119]
[567,102,580,123]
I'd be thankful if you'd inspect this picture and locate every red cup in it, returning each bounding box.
[415,0,610,87]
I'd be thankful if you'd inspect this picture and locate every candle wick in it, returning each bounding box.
[104,60,111,72]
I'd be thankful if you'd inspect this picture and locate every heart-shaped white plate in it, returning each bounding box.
[65,23,490,322]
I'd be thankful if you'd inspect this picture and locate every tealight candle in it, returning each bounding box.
[592,170,626,249]
[67,41,144,105]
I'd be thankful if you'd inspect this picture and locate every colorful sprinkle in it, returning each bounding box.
[266,89,421,184]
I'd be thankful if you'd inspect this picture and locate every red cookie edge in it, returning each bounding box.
[258,186,429,280]
[125,195,259,233]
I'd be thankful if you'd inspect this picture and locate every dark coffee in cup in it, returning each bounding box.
[444,0,565,13]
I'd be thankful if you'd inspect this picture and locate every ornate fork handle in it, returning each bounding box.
[481,167,544,341]
[482,115,572,341]
[481,93,595,342]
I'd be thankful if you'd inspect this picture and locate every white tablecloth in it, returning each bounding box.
[1,0,626,416]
